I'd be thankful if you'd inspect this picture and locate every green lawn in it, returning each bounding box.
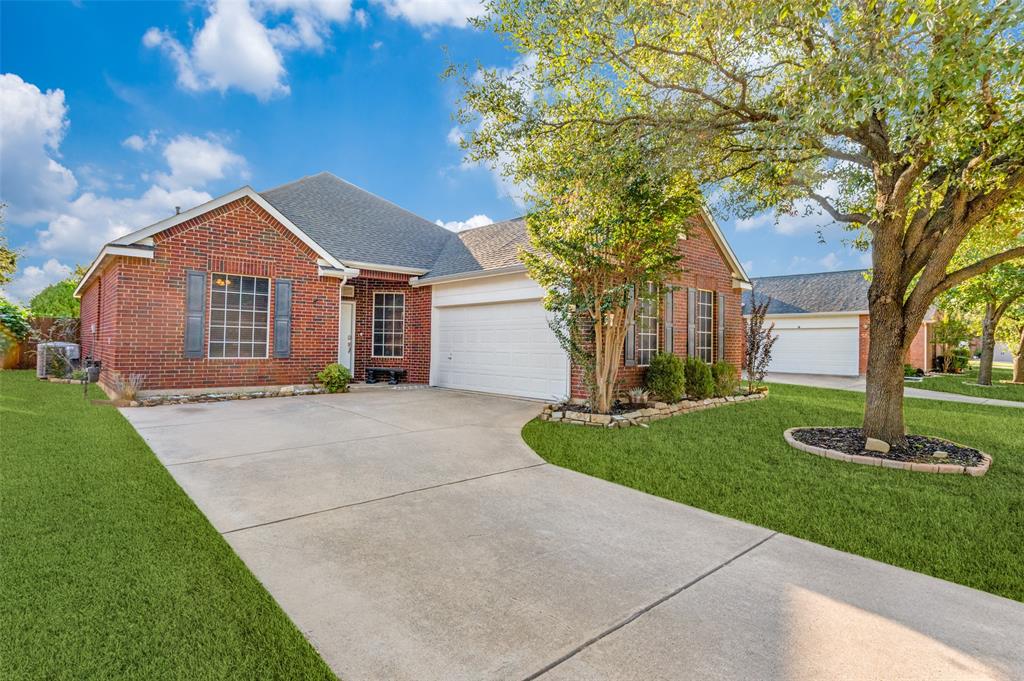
[0,371,336,680]
[914,365,1024,402]
[523,382,1024,602]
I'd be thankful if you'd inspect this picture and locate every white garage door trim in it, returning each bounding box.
[430,273,570,401]
[765,313,861,377]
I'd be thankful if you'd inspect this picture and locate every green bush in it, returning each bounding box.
[316,363,351,393]
[0,298,32,342]
[711,361,739,397]
[684,357,714,399]
[951,347,970,373]
[645,352,686,402]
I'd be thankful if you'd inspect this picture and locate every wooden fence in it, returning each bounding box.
[1,317,81,370]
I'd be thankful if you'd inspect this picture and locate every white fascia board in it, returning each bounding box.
[742,310,868,319]
[339,260,429,276]
[409,264,528,287]
[318,264,360,279]
[110,186,345,269]
[73,245,154,298]
[732,278,753,290]
[700,206,751,285]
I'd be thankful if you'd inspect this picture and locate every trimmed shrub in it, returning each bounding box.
[684,357,714,399]
[950,347,970,373]
[645,352,686,402]
[711,361,739,397]
[316,363,351,393]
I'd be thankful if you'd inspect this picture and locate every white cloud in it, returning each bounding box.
[354,8,369,27]
[153,134,247,191]
[1,258,71,305]
[144,0,353,100]
[122,130,158,152]
[0,74,77,224]
[372,0,482,27]
[819,252,842,270]
[370,40,384,50]
[435,214,493,232]
[735,213,772,232]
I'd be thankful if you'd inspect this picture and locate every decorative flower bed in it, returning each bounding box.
[784,427,991,476]
[539,390,767,428]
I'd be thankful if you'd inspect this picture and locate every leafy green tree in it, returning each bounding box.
[941,219,1024,384]
[460,0,1024,446]
[519,136,700,413]
[996,300,1024,383]
[29,279,80,318]
[932,314,972,373]
[0,204,16,286]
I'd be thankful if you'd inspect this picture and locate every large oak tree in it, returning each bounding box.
[458,0,1024,445]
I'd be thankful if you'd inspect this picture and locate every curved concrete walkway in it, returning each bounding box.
[123,389,1024,680]
[764,372,1024,408]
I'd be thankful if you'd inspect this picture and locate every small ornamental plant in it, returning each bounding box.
[317,363,351,394]
[711,361,739,397]
[645,352,686,402]
[684,357,714,400]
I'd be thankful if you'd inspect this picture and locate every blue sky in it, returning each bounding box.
[0,0,869,303]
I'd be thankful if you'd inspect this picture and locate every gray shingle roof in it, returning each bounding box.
[742,269,870,314]
[260,172,454,271]
[420,217,531,281]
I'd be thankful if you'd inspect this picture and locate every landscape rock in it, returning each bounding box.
[864,437,891,453]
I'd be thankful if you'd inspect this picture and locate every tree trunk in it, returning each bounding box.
[977,303,997,386]
[862,309,910,447]
[1014,326,1024,384]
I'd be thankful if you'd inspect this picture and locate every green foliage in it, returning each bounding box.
[0,298,31,352]
[933,315,972,372]
[951,347,971,373]
[70,369,87,381]
[684,357,714,400]
[711,361,740,397]
[903,364,920,377]
[645,352,686,402]
[46,351,68,378]
[316,363,351,393]
[29,279,80,318]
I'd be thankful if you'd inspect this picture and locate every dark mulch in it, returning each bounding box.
[791,427,984,467]
[561,401,638,415]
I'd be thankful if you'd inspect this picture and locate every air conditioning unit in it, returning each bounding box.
[341,284,355,298]
[37,342,80,379]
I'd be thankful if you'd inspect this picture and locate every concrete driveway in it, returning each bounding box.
[123,388,1024,681]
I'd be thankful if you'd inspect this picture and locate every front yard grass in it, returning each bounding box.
[0,371,335,680]
[914,365,1024,402]
[523,382,1024,602]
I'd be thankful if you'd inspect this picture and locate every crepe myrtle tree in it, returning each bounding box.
[518,138,701,413]
[458,0,1024,446]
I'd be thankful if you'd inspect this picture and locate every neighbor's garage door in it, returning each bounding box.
[767,316,860,376]
[434,300,569,401]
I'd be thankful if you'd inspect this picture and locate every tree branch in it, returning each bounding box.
[931,246,1024,298]
[803,190,870,224]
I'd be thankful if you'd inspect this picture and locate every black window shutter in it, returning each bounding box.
[623,285,636,366]
[274,279,293,358]
[184,269,206,358]
[686,287,696,357]
[717,292,727,362]
[663,289,674,354]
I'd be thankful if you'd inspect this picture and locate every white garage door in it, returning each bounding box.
[434,300,569,401]
[768,323,860,376]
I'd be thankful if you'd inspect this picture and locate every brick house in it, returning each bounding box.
[742,270,936,377]
[76,172,751,401]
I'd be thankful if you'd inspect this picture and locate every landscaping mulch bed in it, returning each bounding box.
[791,427,984,467]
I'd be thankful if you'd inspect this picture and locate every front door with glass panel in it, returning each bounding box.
[338,300,355,372]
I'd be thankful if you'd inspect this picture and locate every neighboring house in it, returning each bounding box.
[75,172,750,401]
[742,269,934,377]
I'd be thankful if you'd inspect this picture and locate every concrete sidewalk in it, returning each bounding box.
[765,372,1024,408]
[123,389,1024,680]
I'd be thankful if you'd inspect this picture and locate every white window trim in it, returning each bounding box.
[637,283,659,367]
[371,291,406,359]
[206,272,272,360]
[695,288,714,364]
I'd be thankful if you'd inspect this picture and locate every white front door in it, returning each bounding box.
[338,300,355,372]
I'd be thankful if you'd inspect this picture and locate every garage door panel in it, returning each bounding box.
[434,300,569,400]
[768,326,859,376]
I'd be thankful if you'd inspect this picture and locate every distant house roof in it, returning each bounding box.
[418,217,533,282]
[743,269,871,314]
[260,172,453,272]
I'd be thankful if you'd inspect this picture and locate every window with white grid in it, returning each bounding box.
[208,274,269,359]
[372,292,405,357]
[696,289,714,363]
[637,283,659,366]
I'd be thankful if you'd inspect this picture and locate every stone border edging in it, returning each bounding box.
[783,428,992,476]
[539,391,768,428]
[135,385,329,407]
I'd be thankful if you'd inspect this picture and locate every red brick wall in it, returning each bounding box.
[79,277,100,359]
[80,262,123,386]
[570,215,746,398]
[99,197,342,390]
[350,270,431,384]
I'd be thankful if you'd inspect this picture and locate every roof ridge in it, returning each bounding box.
[456,215,526,238]
[752,268,867,280]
